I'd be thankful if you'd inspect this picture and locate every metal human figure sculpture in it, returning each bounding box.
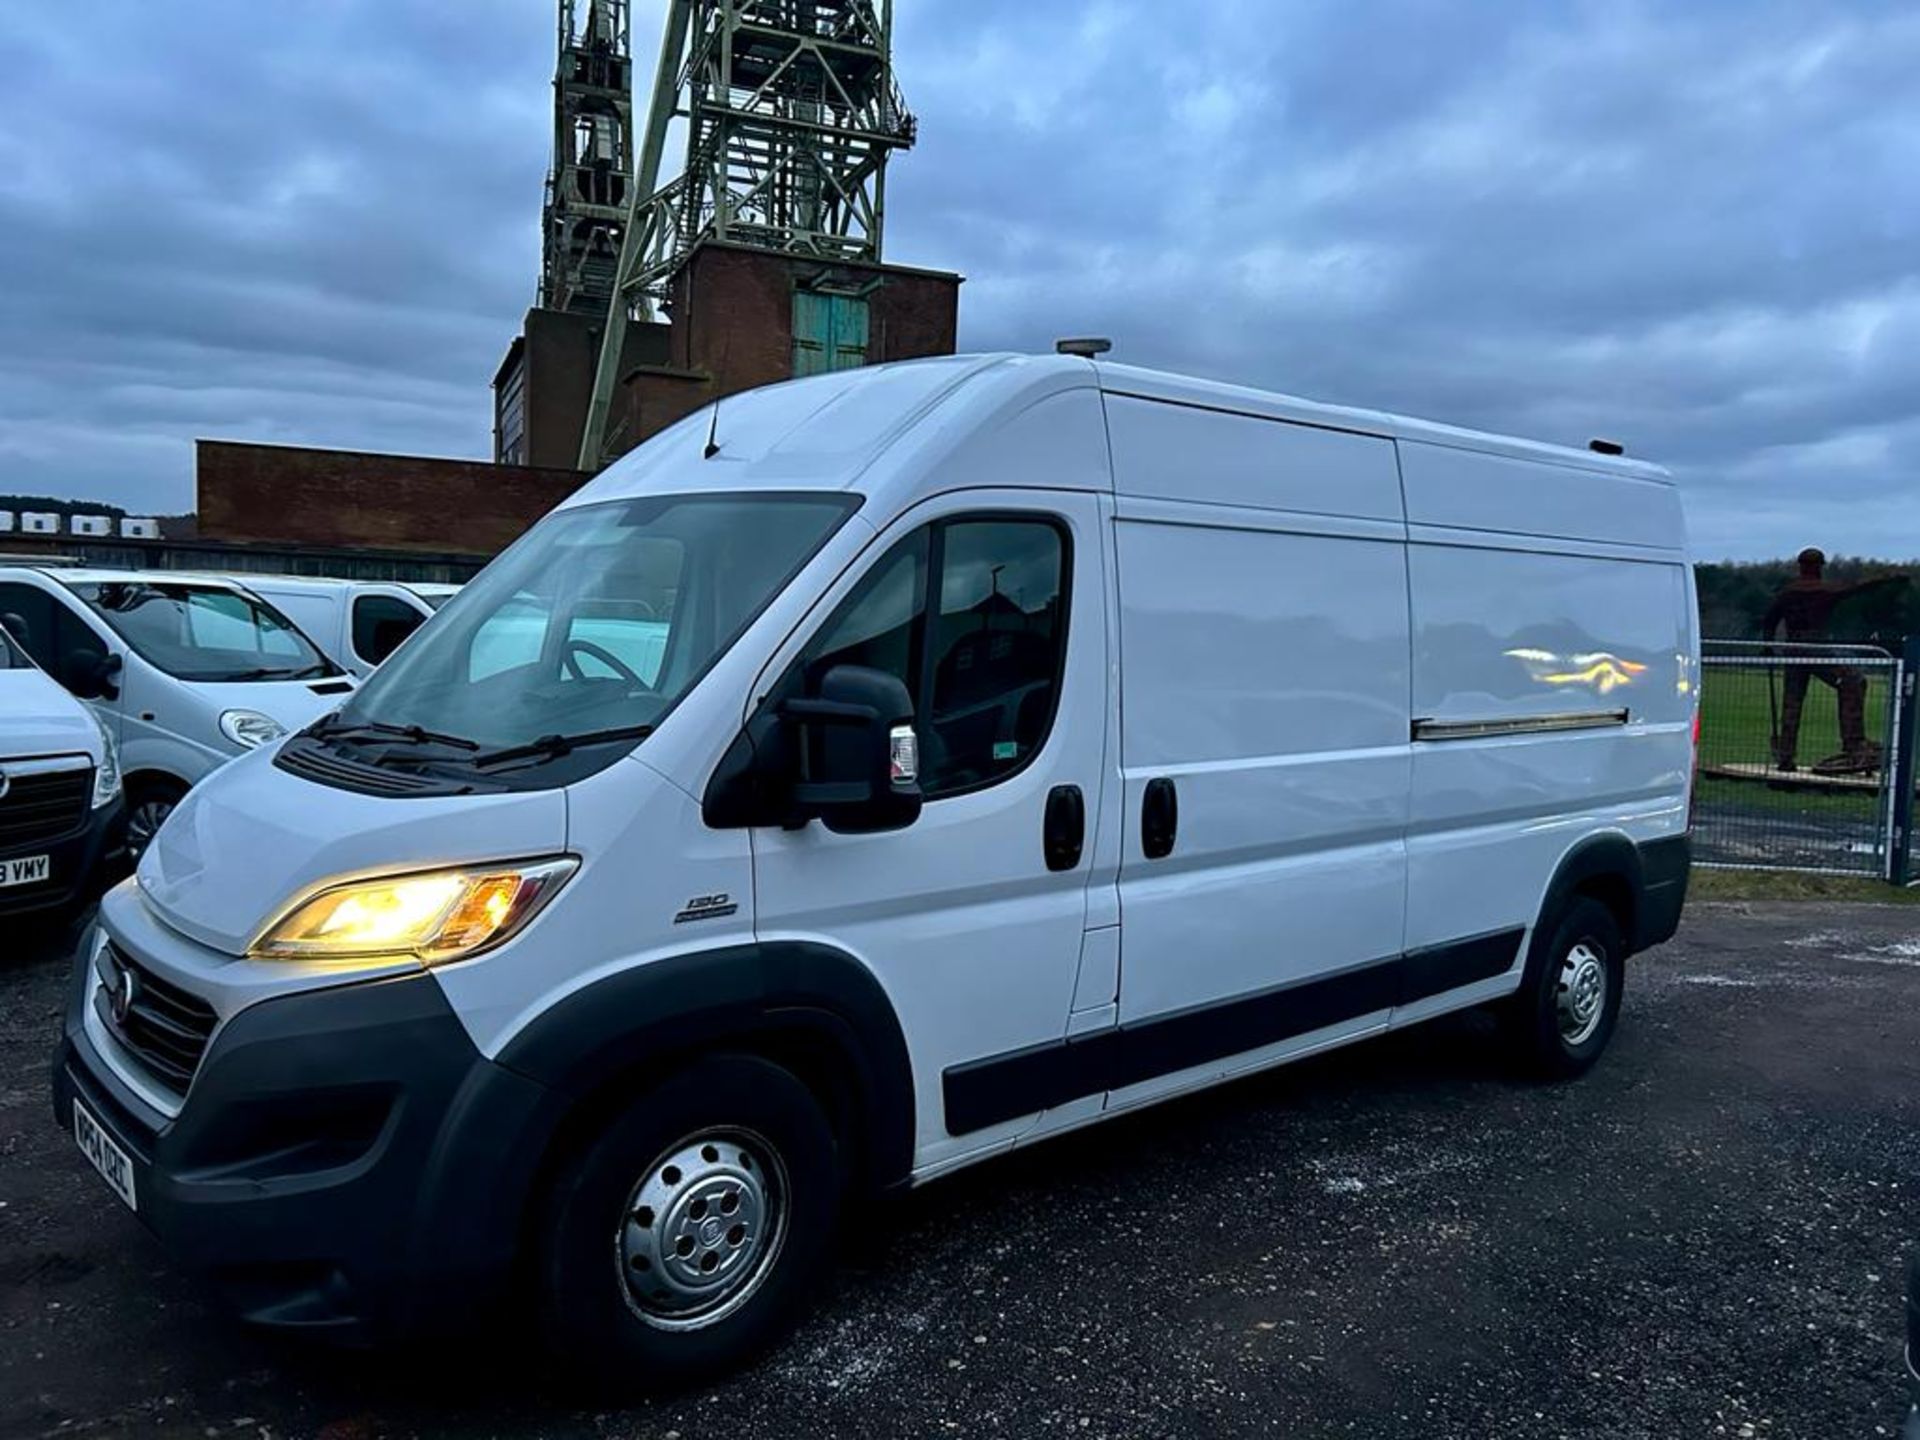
[1761,548,1907,773]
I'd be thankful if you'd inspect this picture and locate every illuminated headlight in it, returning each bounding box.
[89,712,121,808]
[249,858,577,965]
[219,709,287,750]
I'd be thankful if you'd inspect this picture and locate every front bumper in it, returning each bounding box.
[52,941,564,1342]
[0,796,124,919]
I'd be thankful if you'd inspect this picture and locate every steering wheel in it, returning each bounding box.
[562,637,647,689]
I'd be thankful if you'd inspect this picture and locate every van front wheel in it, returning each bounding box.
[535,1054,841,1390]
[1503,896,1625,1079]
[125,778,187,861]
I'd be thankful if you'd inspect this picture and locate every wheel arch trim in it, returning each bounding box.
[494,940,916,1193]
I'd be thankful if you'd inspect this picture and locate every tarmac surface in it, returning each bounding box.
[4,900,1919,1439]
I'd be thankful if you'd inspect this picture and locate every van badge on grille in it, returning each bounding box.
[106,965,138,1026]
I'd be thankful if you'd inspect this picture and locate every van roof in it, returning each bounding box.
[0,565,256,592]
[565,351,1671,510]
[1092,359,1673,484]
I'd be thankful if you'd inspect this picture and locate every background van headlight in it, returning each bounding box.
[219,709,287,750]
[249,858,577,965]
[89,712,121,808]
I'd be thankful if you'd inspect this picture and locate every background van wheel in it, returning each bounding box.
[535,1054,842,1392]
[1502,896,1626,1079]
[125,778,186,862]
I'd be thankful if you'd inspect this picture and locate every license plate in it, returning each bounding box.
[1,853,50,888]
[73,1101,137,1212]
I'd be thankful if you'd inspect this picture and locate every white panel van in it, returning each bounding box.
[0,568,355,857]
[53,354,1696,1385]
[0,621,123,922]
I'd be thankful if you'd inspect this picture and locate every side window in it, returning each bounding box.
[790,517,1068,798]
[924,521,1067,793]
[0,584,58,672]
[798,529,928,694]
[352,595,425,667]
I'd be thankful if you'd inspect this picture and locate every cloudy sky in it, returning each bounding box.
[1,0,1915,559]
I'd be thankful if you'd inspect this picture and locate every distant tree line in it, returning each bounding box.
[1697,557,1917,645]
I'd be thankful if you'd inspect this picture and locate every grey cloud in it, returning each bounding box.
[2,0,1916,559]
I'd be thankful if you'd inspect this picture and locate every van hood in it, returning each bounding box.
[184,675,358,733]
[137,745,567,955]
[0,666,101,761]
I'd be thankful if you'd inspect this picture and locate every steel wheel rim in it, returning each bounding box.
[126,799,174,859]
[616,1126,789,1332]
[1556,940,1608,1047]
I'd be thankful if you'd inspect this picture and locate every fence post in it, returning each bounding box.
[1891,637,1920,886]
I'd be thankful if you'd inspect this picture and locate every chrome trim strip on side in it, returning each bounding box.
[1412,709,1630,742]
[0,753,93,777]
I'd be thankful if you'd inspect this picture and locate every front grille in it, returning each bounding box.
[0,765,91,850]
[94,943,218,1097]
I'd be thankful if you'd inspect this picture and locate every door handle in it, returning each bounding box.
[1141,777,1178,860]
[1043,784,1085,872]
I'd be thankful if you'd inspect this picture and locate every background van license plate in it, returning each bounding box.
[1,854,50,888]
[73,1102,137,1211]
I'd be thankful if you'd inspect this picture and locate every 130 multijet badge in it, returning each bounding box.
[673,892,738,924]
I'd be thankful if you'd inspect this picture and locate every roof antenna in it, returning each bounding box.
[703,396,723,459]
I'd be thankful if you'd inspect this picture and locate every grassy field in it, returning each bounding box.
[1688,867,1920,903]
[1698,663,1891,767]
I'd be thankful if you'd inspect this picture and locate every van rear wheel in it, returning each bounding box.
[535,1054,841,1391]
[1502,896,1625,1079]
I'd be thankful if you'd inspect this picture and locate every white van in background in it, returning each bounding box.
[53,353,1696,1387]
[0,621,123,923]
[0,568,354,857]
[217,576,440,678]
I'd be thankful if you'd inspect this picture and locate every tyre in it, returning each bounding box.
[125,778,187,862]
[535,1053,842,1391]
[1502,895,1626,1079]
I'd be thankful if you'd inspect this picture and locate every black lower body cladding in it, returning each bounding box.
[1635,832,1692,952]
[52,955,564,1342]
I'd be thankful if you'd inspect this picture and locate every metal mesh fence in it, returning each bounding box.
[1694,641,1903,877]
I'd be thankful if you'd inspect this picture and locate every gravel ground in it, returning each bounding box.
[4,900,1919,1439]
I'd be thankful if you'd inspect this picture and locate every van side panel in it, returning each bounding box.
[1399,440,1683,550]
[1110,501,1412,1031]
[1401,445,1692,967]
[1105,394,1403,521]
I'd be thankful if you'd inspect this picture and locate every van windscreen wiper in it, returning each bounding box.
[309,717,479,751]
[470,723,655,770]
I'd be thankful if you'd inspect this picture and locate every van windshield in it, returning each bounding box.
[331,492,857,766]
[70,581,338,682]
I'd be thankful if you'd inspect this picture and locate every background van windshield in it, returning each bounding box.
[71,582,334,682]
[339,492,856,754]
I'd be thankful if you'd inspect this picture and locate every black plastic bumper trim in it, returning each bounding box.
[942,927,1524,1136]
[52,959,562,1342]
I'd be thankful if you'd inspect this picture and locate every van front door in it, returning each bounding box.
[747,493,1114,1175]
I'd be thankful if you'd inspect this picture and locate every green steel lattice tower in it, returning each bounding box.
[542,2,635,315]
[577,0,918,467]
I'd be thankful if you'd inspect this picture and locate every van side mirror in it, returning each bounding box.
[702,664,923,834]
[784,665,923,835]
[64,648,121,701]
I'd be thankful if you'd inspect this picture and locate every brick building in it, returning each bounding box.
[496,239,962,470]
